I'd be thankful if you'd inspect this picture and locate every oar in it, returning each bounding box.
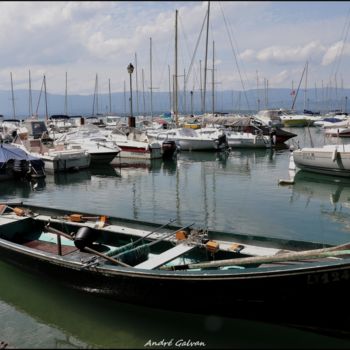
[45,224,131,268]
[162,241,350,271]
[131,218,177,245]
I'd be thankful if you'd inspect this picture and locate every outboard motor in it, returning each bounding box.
[217,133,228,149]
[74,227,97,250]
[12,159,30,178]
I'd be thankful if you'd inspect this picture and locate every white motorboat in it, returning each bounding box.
[224,130,273,148]
[254,109,284,128]
[1,119,28,141]
[13,137,91,174]
[322,120,350,137]
[55,125,121,164]
[146,127,227,151]
[0,142,46,180]
[104,128,163,160]
[292,144,350,177]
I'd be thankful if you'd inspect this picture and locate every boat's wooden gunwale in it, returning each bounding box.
[22,203,332,252]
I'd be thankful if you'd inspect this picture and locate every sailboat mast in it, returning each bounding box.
[212,40,215,116]
[135,52,139,116]
[108,78,112,114]
[202,1,210,114]
[175,9,178,126]
[29,70,33,117]
[150,37,153,119]
[123,80,126,116]
[10,72,16,118]
[96,74,99,115]
[304,61,308,110]
[142,68,146,117]
[199,60,203,112]
[44,74,48,121]
[65,71,68,115]
[184,68,186,115]
[291,62,307,110]
[168,65,172,112]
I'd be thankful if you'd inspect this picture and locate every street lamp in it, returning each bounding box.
[127,63,135,128]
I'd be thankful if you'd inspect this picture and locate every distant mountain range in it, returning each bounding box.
[0,88,349,118]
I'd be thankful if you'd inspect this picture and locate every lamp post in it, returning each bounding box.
[127,63,135,128]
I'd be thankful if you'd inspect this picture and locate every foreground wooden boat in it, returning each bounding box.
[1,202,350,325]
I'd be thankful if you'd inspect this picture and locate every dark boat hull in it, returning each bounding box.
[2,202,350,337]
[0,236,350,319]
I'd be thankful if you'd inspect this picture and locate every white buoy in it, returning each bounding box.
[332,148,338,162]
[278,151,296,185]
[288,152,296,170]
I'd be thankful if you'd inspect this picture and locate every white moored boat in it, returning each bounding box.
[13,137,91,174]
[55,125,121,164]
[104,129,162,160]
[146,127,227,151]
[293,144,350,177]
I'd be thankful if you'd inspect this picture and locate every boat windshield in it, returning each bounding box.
[178,128,198,137]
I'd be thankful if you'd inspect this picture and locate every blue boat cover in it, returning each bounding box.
[0,143,43,168]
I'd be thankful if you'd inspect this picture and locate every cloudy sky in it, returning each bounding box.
[1,1,350,96]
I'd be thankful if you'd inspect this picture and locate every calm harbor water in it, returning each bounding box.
[2,127,350,348]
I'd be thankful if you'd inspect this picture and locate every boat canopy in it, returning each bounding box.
[0,143,44,168]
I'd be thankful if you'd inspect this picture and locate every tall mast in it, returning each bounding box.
[175,9,178,126]
[65,71,68,115]
[123,80,126,116]
[10,72,16,118]
[291,62,307,110]
[304,61,308,110]
[108,78,112,114]
[96,74,99,115]
[142,68,146,117]
[29,70,33,117]
[256,70,260,112]
[202,1,210,114]
[184,68,186,114]
[135,52,139,116]
[150,37,153,119]
[199,60,203,112]
[212,40,215,116]
[168,64,172,112]
[44,74,48,121]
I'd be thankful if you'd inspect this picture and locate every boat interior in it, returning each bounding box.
[1,206,350,272]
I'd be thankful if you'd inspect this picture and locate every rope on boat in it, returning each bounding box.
[105,218,177,257]
[105,241,136,257]
[116,244,151,266]
[110,223,195,266]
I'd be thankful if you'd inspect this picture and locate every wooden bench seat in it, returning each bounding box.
[134,243,195,270]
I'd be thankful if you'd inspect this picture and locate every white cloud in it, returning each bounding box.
[256,41,325,63]
[0,1,348,94]
[321,41,350,66]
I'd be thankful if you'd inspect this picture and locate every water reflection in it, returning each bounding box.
[113,158,177,178]
[293,171,350,206]
[0,178,37,198]
[0,260,349,349]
